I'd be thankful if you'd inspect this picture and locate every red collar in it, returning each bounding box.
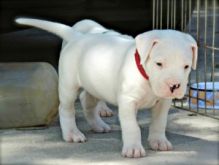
[135,49,149,80]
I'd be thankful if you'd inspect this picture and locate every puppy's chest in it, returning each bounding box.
[137,93,159,109]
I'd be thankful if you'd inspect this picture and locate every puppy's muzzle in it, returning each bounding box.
[169,84,181,93]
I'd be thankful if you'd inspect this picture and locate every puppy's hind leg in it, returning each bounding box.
[80,91,111,133]
[58,54,86,143]
[59,83,86,143]
[96,101,114,117]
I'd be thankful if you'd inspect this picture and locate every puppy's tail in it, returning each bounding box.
[15,17,77,41]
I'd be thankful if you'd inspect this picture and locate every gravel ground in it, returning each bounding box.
[1,105,219,165]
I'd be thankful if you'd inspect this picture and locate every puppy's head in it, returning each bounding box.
[135,30,198,99]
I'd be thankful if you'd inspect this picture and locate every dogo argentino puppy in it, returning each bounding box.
[16,18,198,158]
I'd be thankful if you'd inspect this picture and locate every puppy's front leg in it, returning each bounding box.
[118,96,146,158]
[148,99,173,151]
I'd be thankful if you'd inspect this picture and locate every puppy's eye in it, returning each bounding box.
[156,62,163,67]
[184,65,189,69]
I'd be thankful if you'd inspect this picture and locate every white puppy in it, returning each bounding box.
[16,18,197,158]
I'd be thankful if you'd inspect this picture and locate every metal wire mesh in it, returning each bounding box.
[153,0,219,119]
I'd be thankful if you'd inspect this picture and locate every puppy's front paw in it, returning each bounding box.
[122,144,146,158]
[148,138,173,151]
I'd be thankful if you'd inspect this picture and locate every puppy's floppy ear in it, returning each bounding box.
[135,31,159,65]
[186,34,198,70]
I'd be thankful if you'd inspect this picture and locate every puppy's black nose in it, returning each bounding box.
[170,84,180,93]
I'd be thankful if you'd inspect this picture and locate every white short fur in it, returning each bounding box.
[16,18,198,158]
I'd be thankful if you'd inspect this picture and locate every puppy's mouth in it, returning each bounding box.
[154,87,185,99]
[159,94,184,100]
[164,92,185,99]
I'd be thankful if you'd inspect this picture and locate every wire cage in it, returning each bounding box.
[152,0,219,119]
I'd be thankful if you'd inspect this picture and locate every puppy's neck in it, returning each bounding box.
[134,49,149,80]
